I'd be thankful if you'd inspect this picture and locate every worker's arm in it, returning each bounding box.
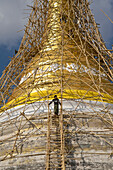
[59,100,61,105]
[49,99,53,105]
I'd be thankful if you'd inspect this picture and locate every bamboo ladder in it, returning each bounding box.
[46,104,65,170]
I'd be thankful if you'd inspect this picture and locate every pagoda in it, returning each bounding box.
[0,0,113,169]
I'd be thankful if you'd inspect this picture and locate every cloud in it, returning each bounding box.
[0,0,113,49]
[90,0,113,47]
[0,0,32,48]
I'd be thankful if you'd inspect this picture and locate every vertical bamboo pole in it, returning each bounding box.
[60,1,65,169]
[46,104,51,170]
[60,100,65,170]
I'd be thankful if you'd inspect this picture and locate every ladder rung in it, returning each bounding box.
[50,152,61,154]
[49,166,62,169]
[52,133,60,136]
[50,148,61,150]
[50,139,61,141]
[50,156,62,159]
[50,141,61,143]
[50,159,62,161]
[50,136,61,138]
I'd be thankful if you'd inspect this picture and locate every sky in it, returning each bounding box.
[0,0,113,76]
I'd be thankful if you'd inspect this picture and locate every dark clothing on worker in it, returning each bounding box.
[49,98,61,115]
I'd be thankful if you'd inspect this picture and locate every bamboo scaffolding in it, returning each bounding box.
[0,0,113,169]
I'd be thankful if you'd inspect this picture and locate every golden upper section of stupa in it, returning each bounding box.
[1,0,113,110]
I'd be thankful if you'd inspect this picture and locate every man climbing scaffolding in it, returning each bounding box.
[49,95,61,115]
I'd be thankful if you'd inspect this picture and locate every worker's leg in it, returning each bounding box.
[54,105,58,115]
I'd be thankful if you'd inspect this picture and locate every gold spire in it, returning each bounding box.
[42,0,62,52]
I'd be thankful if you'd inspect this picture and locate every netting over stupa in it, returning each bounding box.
[0,0,113,169]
